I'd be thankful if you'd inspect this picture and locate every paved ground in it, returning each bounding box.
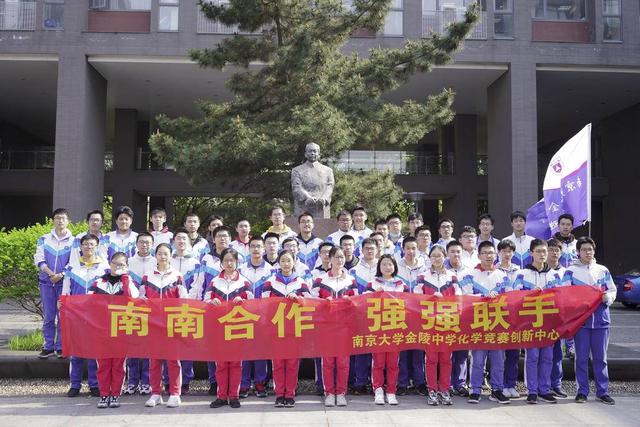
[0,393,638,427]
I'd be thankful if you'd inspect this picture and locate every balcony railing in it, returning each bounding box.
[332,150,456,175]
[137,150,174,171]
[196,10,266,34]
[0,0,36,31]
[0,150,114,170]
[422,10,487,40]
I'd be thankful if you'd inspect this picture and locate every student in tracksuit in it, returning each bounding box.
[312,246,358,407]
[351,206,373,257]
[141,243,188,409]
[124,232,156,396]
[262,250,311,408]
[366,255,407,406]
[566,237,616,405]
[34,208,74,359]
[206,248,254,409]
[465,241,512,405]
[61,233,110,397]
[69,210,107,266]
[229,219,252,264]
[295,212,324,270]
[183,212,210,261]
[502,211,535,269]
[103,206,138,261]
[414,245,462,406]
[149,207,173,251]
[512,239,559,404]
[90,252,139,409]
[555,213,578,358]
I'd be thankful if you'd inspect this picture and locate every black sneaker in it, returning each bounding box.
[416,384,428,396]
[284,397,295,407]
[208,383,218,396]
[396,386,408,396]
[210,398,228,408]
[109,396,120,408]
[489,390,510,404]
[315,386,325,396]
[38,349,55,359]
[468,393,480,404]
[229,399,241,408]
[97,396,110,408]
[575,393,587,403]
[90,387,101,397]
[55,350,64,359]
[67,387,80,398]
[255,388,268,398]
[456,386,470,397]
[597,395,615,405]
[526,394,538,404]
[275,396,285,407]
[181,384,190,395]
[238,388,250,399]
[552,388,568,398]
[540,393,557,404]
[351,385,366,395]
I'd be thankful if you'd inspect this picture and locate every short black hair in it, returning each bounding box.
[546,238,562,250]
[150,207,166,217]
[386,213,401,222]
[236,218,250,226]
[52,208,70,218]
[339,234,356,245]
[298,212,314,223]
[429,245,447,257]
[558,213,574,225]
[478,240,496,252]
[270,205,285,215]
[415,225,431,235]
[510,210,526,222]
[336,210,351,220]
[375,254,398,278]
[114,205,134,219]
[86,209,103,222]
[446,240,463,251]
[497,239,515,252]
[80,233,100,246]
[319,242,335,252]
[408,212,423,222]
[361,237,377,248]
[576,236,596,251]
[281,237,298,248]
[438,218,454,228]
[220,247,239,262]
[110,252,128,264]
[136,231,154,243]
[276,249,296,267]
[206,214,224,226]
[249,235,264,245]
[478,213,494,226]
[263,232,280,242]
[212,225,232,239]
[374,219,388,229]
[329,246,344,258]
[351,205,366,214]
[402,236,417,248]
[530,238,548,252]
[184,212,200,221]
[155,243,172,254]
[459,226,477,238]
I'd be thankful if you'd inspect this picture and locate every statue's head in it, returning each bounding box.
[305,143,320,163]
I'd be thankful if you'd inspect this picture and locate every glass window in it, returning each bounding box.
[603,0,621,41]
[89,0,151,11]
[534,0,586,21]
[494,0,513,38]
[44,0,64,30]
[159,0,179,31]
[384,0,403,35]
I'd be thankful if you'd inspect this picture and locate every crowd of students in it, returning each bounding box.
[34,204,617,409]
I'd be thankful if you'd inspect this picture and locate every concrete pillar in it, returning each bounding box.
[112,109,147,231]
[487,63,538,237]
[52,54,106,222]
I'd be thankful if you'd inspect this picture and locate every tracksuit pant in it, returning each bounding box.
[372,352,399,394]
[426,350,452,393]
[40,281,62,351]
[272,359,299,398]
[241,360,268,390]
[207,362,217,385]
[525,346,553,395]
[163,360,193,387]
[504,349,520,389]
[574,327,610,397]
[97,358,126,397]
[314,358,324,390]
[216,361,242,400]
[398,350,426,388]
[322,356,350,395]
[470,349,504,395]
[451,350,469,390]
[354,353,372,388]
[150,359,181,396]
[127,358,149,388]
[69,357,98,390]
[551,340,564,390]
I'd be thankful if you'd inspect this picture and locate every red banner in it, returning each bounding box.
[60,287,602,361]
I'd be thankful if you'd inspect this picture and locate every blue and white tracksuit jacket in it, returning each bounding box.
[296,234,324,271]
[229,239,251,264]
[350,259,378,294]
[326,229,355,246]
[69,231,107,267]
[189,235,210,261]
[502,233,534,269]
[352,227,373,257]
[34,229,74,282]
[103,230,138,261]
[127,253,157,287]
[553,233,578,268]
[239,259,275,299]
[171,253,204,300]
[62,258,110,296]
[397,258,427,292]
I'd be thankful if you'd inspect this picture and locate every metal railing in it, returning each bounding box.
[137,150,174,171]
[196,9,267,35]
[331,150,456,175]
[0,0,36,31]
[422,10,487,39]
[0,150,115,170]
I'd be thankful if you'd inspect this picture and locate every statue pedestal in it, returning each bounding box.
[284,216,335,240]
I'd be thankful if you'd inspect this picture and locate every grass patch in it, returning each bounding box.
[8,329,43,351]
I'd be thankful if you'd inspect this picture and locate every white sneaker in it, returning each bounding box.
[374,387,385,405]
[139,384,152,395]
[166,395,181,408]
[508,387,520,398]
[386,393,398,405]
[502,388,513,398]
[324,394,336,407]
[145,394,163,407]
[336,394,347,407]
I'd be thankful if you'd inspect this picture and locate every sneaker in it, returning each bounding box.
[386,393,398,406]
[438,392,453,406]
[123,385,138,396]
[145,394,163,407]
[489,390,510,404]
[55,350,64,359]
[275,396,285,408]
[67,387,80,398]
[427,390,439,406]
[139,385,151,396]
[284,397,295,408]
[575,393,588,403]
[526,394,538,404]
[255,385,268,398]
[505,387,520,398]
[163,384,170,394]
[374,387,385,405]
[597,395,615,405]
[468,393,480,404]
[396,386,408,396]
[455,386,470,397]
[90,387,101,397]
[239,388,250,399]
[208,383,218,396]
[166,395,181,408]
[482,377,491,391]
[552,388,568,398]
[210,398,228,408]
[324,394,336,407]
[566,348,576,359]
[181,384,190,395]
[540,393,557,404]
[229,399,241,409]
[416,384,428,396]
[97,396,110,409]
[336,394,347,407]
[351,385,366,395]
[109,396,120,408]
[38,349,55,359]
[315,386,325,396]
